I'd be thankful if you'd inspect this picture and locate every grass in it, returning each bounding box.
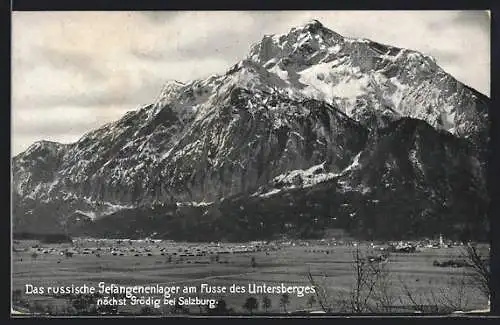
[12,240,489,314]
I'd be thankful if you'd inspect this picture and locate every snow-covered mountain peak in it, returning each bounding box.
[154,80,185,103]
[247,20,344,66]
[242,21,486,138]
[12,19,489,241]
[302,19,324,28]
[124,20,488,147]
[15,140,67,161]
[26,140,63,151]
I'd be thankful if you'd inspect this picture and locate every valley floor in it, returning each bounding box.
[11,239,489,315]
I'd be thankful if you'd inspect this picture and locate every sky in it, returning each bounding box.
[11,10,490,156]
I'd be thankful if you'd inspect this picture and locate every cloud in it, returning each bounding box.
[36,47,107,82]
[430,49,461,64]
[452,10,490,31]
[13,56,232,112]
[11,11,490,156]
[11,11,246,113]
[12,134,83,157]
[138,11,182,24]
[13,107,108,136]
[12,105,135,155]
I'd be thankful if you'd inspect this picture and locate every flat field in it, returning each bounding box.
[11,239,489,315]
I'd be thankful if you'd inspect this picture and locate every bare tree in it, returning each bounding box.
[348,246,384,313]
[306,270,335,312]
[307,246,393,313]
[397,270,474,314]
[397,277,431,313]
[306,295,317,310]
[261,295,272,312]
[306,244,486,315]
[209,299,232,315]
[436,273,471,312]
[279,293,290,313]
[461,243,490,300]
[371,256,395,312]
[243,297,258,314]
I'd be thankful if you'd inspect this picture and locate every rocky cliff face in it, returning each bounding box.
[247,21,489,139]
[12,20,489,240]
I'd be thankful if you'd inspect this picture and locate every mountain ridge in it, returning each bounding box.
[12,20,489,241]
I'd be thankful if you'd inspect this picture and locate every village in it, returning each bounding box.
[11,234,489,315]
[12,233,469,264]
[13,238,279,261]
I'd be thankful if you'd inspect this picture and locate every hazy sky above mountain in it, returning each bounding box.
[11,10,490,156]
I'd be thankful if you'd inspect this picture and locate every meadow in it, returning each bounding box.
[11,239,489,315]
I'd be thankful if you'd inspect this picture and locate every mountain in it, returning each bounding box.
[12,20,489,241]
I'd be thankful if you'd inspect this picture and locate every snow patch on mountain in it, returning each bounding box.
[254,149,367,198]
[268,64,289,82]
[74,210,97,220]
[176,201,214,207]
[258,188,283,198]
[341,152,362,174]
[409,149,424,175]
[12,19,489,237]
[253,162,339,198]
[102,201,135,212]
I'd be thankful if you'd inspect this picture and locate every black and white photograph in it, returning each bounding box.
[11,10,491,316]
